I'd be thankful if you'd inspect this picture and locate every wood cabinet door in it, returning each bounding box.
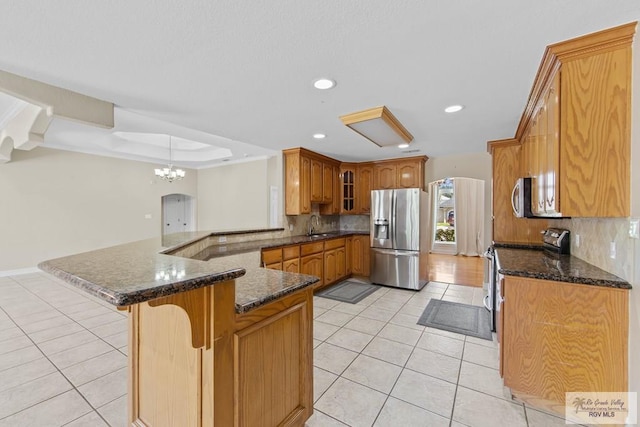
[335,246,346,280]
[340,165,356,214]
[310,159,323,203]
[284,152,311,215]
[300,254,323,287]
[301,156,311,214]
[283,258,300,273]
[373,163,396,189]
[234,291,313,426]
[396,160,423,189]
[322,163,333,203]
[261,248,282,268]
[357,164,373,214]
[345,237,352,276]
[533,107,547,216]
[502,276,628,404]
[324,249,336,285]
[351,235,370,276]
[492,143,547,244]
[544,72,560,214]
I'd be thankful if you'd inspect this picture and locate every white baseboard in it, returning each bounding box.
[0,267,40,277]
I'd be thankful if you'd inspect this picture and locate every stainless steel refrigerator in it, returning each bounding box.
[370,188,429,290]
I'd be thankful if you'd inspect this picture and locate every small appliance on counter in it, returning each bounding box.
[542,228,570,256]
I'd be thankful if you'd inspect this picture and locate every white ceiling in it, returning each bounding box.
[0,1,639,167]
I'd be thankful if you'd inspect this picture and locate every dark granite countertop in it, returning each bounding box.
[494,248,631,289]
[38,229,369,313]
[189,230,369,261]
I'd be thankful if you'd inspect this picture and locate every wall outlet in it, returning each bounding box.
[289,224,294,231]
[218,236,227,243]
[609,241,616,259]
[575,234,580,248]
[630,219,640,239]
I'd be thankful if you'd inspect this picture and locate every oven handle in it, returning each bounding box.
[483,294,491,311]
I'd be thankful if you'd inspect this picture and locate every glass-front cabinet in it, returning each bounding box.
[340,164,356,214]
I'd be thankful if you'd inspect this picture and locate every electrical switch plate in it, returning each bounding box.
[144,214,152,219]
[218,236,227,243]
[609,241,616,259]
[575,234,580,248]
[630,219,640,239]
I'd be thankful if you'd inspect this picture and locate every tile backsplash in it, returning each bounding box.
[555,217,636,283]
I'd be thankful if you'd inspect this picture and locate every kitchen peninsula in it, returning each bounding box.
[38,228,329,427]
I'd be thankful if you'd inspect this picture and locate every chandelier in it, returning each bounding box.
[154,135,185,182]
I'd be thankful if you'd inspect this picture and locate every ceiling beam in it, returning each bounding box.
[0,68,114,129]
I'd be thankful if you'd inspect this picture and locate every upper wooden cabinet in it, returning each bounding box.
[373,163,396,189]
[284,148,427,215]
[372,157,426,190]
[488,139,548,244]
[356,163,373,214]
[283,148,339,215]
[340,164,357,214]
[515,22,635,217]
[310,159,323,203]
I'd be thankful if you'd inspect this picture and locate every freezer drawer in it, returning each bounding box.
[370,248,426,290]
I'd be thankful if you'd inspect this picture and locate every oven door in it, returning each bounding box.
[482,248,496,332]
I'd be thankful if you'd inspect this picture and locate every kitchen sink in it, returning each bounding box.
[308,233,337,239]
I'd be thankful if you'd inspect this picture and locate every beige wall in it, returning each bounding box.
[0,147,197,271]
[426,152,493,249]
[197,158,271,230]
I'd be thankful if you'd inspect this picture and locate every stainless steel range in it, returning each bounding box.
[483,246,496,332]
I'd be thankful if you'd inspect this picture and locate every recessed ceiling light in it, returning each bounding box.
[313,133,326,139]
[444,105,464,113]
[398,143,410,149]
[313,78,336,90]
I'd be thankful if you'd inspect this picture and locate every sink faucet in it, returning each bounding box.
[308,215,319,236]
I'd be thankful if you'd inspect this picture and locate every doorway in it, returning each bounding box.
[430,178,457,255]
[429,177,485,256]
[162,193,196,235]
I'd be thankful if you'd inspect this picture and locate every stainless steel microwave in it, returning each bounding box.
[511,177,535,218]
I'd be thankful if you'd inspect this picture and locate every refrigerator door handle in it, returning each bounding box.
[390,190,397,247]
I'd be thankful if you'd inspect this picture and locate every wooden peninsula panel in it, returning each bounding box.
[128,279,314,427]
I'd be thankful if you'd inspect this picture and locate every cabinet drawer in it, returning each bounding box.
[282,245,300,260]
[324,238,345,250]
[261,248,282,265]
[300,242,324,256]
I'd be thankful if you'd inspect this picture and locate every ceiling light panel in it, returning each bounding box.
[340,106,413,147]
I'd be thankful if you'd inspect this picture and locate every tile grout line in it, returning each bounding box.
[314,282,461,425]
[0,276,122,426]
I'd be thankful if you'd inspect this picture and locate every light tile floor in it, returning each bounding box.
[0,272,575,426]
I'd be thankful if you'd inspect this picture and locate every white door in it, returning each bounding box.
[162,194,194,234]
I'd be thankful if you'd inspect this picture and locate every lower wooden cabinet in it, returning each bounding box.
[262,248,283,270]
[300,253,323,287]
[345,237,353,276]
[324,249,337,285]
[336,246,346,280]
[261,236,363,290]
[500,276,628,409]
[351,235,370,276]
